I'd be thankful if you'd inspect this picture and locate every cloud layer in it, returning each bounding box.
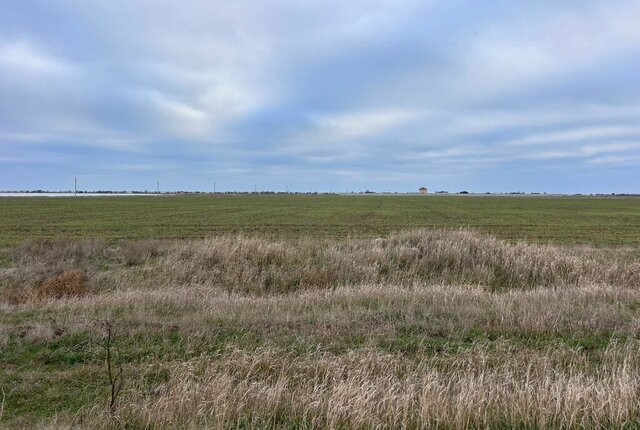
[1,0,639,192]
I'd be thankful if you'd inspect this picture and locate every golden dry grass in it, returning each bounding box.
[36,270,89,299]
[1,229,640,429]
[106,345,640,429]
[1,270,89,304]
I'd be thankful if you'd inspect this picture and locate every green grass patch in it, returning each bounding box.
[1,195,639,246]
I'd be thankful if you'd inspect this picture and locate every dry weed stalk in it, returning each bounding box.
[63,318,125,414]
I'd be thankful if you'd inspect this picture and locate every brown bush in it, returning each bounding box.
[1,270,89,304]
[36,270,89,299]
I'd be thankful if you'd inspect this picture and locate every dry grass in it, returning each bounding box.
[2,229,638,297]
[96,345,640,429]
[1,270,89,304]
[161,229,639,293]
[12,238,108,269]
[18,283,640,345]
[119,239,164,266]
[36,270,89,299]
[1,229,640,429]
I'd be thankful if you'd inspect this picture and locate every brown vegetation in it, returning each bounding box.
[1,270,89,304]
[119,239,164,266]
[162,229,640,293]
[1,229,640,428]
[107,345,640,429]
[2,229,639,297]
[36,270,89,299]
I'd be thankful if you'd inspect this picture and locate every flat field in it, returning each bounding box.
[1,194,639,246]
[1,195,640,429]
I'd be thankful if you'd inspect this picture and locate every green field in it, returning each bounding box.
[1,194,639,246]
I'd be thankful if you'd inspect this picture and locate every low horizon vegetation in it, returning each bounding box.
[1,194,640,247]
[1,228,640,428]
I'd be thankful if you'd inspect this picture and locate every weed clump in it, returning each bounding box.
[1,270,90,303]
[37,270,89,299]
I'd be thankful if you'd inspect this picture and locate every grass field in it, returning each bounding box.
[1,196,640,428]
[1,194,640,246]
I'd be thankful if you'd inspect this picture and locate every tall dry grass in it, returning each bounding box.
[161,229,640,293]
[68,345,640,429]
[2,229,640,429]
[16,283,640,345]
[3,229,638,298]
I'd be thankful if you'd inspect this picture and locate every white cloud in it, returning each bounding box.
[523,141,640,160]
[588,154,640,166]
[1,1,640,191]
[381,1,640,107]
[310,109,426,140]
[0,125,149,152]
[0,131,49,143]
[102,163,173,171]
[272,109,428,159]
[0,40,73,76]
[399,145,483,161]
[508,126,640,146]
[143,90,209,137]
[461,1,640,98]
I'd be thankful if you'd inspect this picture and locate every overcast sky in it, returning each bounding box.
[1,1,639,193]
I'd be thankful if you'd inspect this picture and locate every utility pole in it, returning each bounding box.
[157,181,160,194]
[74,178,77,197]
[214,182,216,194]
[254,184,257,193]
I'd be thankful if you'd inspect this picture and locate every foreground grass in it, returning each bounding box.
[1,194,640,246]
[1,230,640,428]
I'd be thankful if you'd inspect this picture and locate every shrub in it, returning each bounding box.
[36,270,89,299]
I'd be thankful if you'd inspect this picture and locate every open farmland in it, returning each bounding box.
[1,195,640,429]
[1,194,640,246]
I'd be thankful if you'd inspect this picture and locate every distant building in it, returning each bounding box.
[419,187,428,195]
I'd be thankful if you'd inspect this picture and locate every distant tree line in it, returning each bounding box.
[1,190,639,196]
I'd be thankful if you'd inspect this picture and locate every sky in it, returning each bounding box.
[1,0,639,193]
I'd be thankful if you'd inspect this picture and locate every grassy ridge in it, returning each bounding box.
[1,194,640,246]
